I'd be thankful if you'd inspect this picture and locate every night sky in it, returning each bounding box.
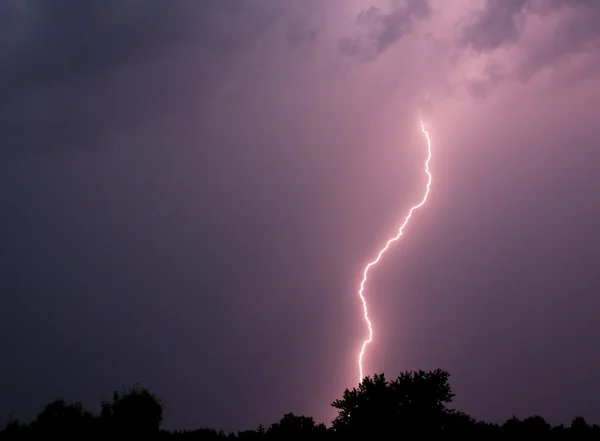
[2,0,600,432]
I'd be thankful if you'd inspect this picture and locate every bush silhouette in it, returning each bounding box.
[31,399,94,432]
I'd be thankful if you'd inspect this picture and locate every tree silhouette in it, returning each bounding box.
[331,373,397,435]
[100,384,164,432]
[30,399,94,432]
[570,416,591,434]
[3,370,600,437]
[267,413,327,437]
[237,428,264,440]
[501,415,523,433]
[2,416,28,434]
[500,414,553,434]
[331,369,455,436]
[442,409,478,432]
[393,368,454,430]
[173,427,232,439]
[521,415,552,433]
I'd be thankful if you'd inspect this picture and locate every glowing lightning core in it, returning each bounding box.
[357,121,433,383]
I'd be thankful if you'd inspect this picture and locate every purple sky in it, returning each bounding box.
[1,0,600,432]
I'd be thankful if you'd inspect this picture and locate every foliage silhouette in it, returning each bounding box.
[3,370,600,439]
[266,413,328,438]
[100,384,164,432]
[31,399,95,432]
[331,369,455,435]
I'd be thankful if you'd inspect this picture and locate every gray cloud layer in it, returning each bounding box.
[458,0,528,51]
[459,0,600,96]
[339,0,432,59]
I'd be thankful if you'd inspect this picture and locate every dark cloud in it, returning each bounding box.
[339,0,431,59]
[0,0,292,90]
[527,0,593,14]
[459,0,600,58]
[0,1,187,101]
[458,0,528,52]
[518,1,600,81]
[0,1,303,155]
[459,0,600,97]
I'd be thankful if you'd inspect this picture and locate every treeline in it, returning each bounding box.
[2,370,599,438]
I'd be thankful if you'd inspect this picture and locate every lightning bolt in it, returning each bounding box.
[357,120,433,383]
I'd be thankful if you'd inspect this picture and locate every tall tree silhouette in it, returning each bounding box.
[331,373,397,435]
[570,416,591,433]
[100,384,164,432]
[393,368,454,430]
[331,369,455,436]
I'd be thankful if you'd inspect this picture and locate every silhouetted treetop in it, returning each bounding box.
[31,399,94,432]
[267,413,327,437]
[100,384,164,432]
[331,369,455,435]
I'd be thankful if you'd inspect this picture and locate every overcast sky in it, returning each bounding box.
[1,0,600,432]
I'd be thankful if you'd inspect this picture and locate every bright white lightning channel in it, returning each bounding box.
[356,121,433,383]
